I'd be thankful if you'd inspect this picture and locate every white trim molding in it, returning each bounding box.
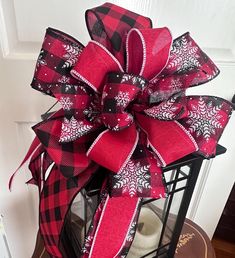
[187,159,214,220]
[0,215,12,258]
[0,0,39,60]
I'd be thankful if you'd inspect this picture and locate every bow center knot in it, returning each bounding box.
[101,72,148,131]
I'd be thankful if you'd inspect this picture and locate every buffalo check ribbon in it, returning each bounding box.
[10,2,233,258]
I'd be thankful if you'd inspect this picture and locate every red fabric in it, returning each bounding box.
[33,110,96,178]
[180,96,233,157]
[136,113,198,166]
[110,131,166,198]
[31,28,84,96]
[101,72,147,130]
[71,41,122,93]
[86,2,152,66]
[88,196,140,258]
[9,136,41,190]
[127,28,172,79]
[88,124,138,173]
[40,163,99,257]
[28,145,51,189]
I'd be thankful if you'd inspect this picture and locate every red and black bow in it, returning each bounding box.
[10,2,233,258]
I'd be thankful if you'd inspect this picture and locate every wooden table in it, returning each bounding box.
[175,219,216,258]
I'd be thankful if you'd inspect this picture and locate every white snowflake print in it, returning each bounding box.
[101,91,108,105]
[121,74,146,88]
[126,222,136,242]
[149,89,175,103]
[59,96,73,110]
[102,91,108,100]
[187,97,223,140]
[113,161,151,197]
[64,85,74,92]
[115,91,130,107]
[36,50,47,71]
[62,44,82,68]
[112,124,120,131]
[82,235,93,254]
[37,83,43,91]
[60,117,93,142]
[58,75,70,84]
[205,68,219,80]
[170,78,183,92]
[125,114,133,122]
[79,85,89,93]
[144,96,179,120]
[167,36,200,72]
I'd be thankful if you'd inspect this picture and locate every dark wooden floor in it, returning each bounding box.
[212,237,235,258]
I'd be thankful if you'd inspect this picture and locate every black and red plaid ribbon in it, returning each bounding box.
[10,3,233,258]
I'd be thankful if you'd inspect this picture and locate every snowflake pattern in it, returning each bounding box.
[115,91,130,107]
[62,44,82,68]
[187,97,223,140]
[112,124,121,131]
[167,36,200,72]
[36,50,47,71]
[101,91,108,105]
[145,96,180,120]
[113,161,151,197]
[205,68,219,80]
[126,222,136,242]
[82,236,93,254]
[170,78,183,92]
[60,117,93,142]
[58,75,70,84]
[121,74,146,89]
[59,96,73,110]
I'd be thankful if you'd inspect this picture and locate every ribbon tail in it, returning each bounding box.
[9,136,41,191]
[110,131,166,198]
[82,193,141,258]
[39,163,99,257]
[28,146,53,191]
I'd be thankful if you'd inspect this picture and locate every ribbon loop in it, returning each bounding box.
[146,33,220,102]
[126,28,172,80]
[33,110,94,178]
[31,28,84,96]
[85,2,152,66]
[144,92,186,121]
[136,113,199,166]
[51,84,101,142]
[71,41,123,93]
[180,96,233,157]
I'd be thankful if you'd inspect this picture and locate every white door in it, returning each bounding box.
[0,1,234,257]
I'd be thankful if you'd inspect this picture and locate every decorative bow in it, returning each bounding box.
[10,3,233,258]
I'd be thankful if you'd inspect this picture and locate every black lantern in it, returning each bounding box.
[60,145,226,258]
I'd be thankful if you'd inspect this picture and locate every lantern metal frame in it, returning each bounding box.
[61,145,226,258]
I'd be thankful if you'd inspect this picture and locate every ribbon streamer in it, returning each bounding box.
[10,2,233,258]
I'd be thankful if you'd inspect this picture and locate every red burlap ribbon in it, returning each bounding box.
[10,3,233,258]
